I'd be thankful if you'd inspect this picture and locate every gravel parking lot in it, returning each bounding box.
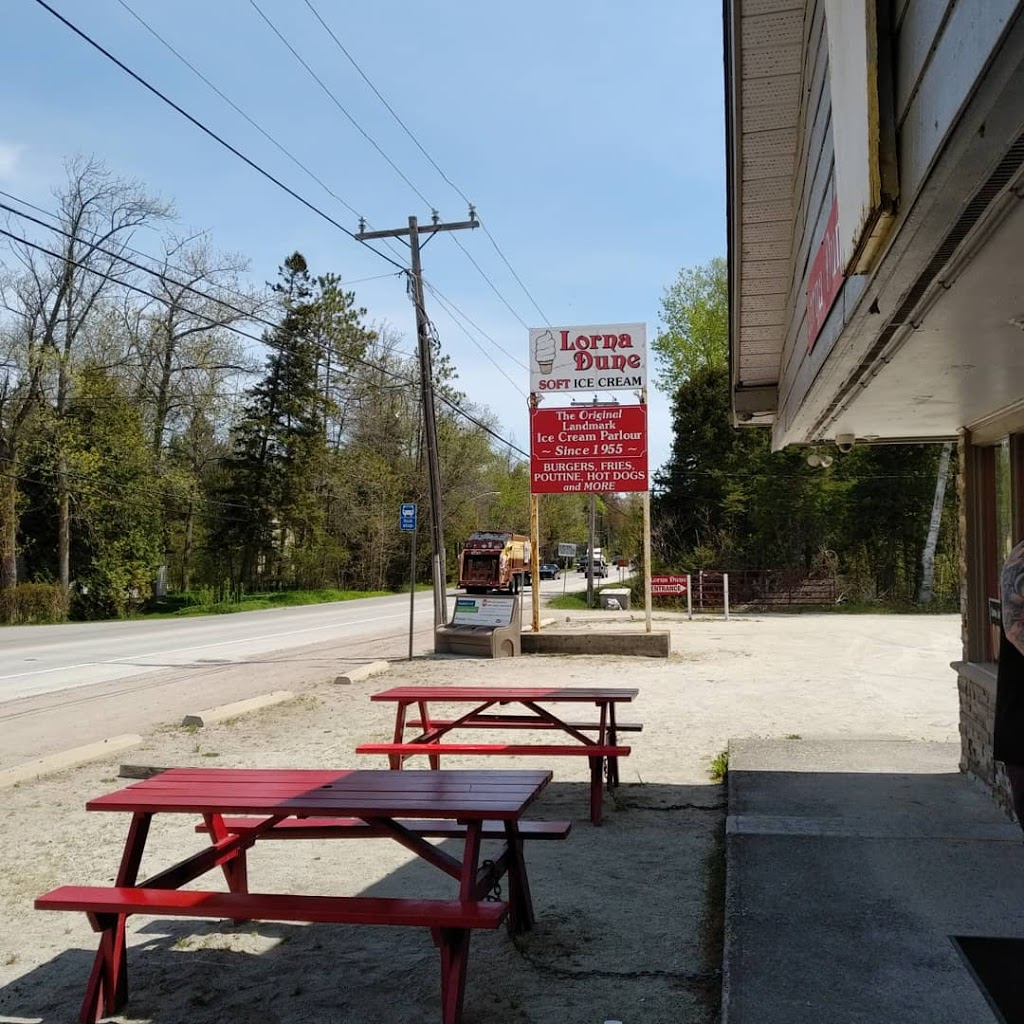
[0,610,962,1023]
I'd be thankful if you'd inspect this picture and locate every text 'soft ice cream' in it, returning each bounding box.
[534,330,556,374]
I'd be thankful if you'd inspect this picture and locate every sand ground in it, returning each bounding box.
[0,610,962,1023]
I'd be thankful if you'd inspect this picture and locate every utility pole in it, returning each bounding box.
[572,394,619,610]
[356,209,478,629]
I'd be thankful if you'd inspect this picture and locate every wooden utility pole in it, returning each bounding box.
[356,210,478,628]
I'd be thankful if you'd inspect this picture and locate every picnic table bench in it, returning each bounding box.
[36,766,563,1024]
[357,686,641,825]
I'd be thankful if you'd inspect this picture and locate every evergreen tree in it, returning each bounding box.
[219,253,325,587]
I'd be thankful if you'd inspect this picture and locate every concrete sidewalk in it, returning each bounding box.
[723,738,1024,1024]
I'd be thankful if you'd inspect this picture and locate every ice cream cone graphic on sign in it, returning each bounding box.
[534,330,556,374]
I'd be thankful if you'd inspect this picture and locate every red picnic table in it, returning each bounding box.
[356,686,641,825]
[35,766,562,1024]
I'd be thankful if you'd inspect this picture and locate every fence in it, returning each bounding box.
[662,569,840,612]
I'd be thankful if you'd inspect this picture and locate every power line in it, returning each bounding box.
[0,187,400,310]
[254,0,539,332]
[110,0,409,269]
[426,292,526,398]
[450,235,530,329]
[423,278,529,371]
[476,219,551,324]
[300,0,551,325]
[30,0,406,273]
[301,0,472,207]
[248,0,433,211]
[0,217,526,457]
[28,0,540,452]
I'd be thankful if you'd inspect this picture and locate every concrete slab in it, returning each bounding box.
[0,734,142,789]
[333,659,390,685]
[181,690,295,728]
[723,738,1024,1024]
[521,630,670,657]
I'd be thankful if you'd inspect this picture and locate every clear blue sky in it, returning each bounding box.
[0,0,726,472]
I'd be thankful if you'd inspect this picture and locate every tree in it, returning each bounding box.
[918,441,954,604]
[652,257,728,394]
[0,157,171,593]
[65,367,162,617]
[129,232,257,455]
[216,253,328,587]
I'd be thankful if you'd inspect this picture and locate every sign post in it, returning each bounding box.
[400,503,417,660]
[558,542,576,596]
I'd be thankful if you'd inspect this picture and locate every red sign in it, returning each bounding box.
[806,198,843,351]
[651,573,689,596]
[530,404,648,494]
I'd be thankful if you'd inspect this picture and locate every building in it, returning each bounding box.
[723,0,1024,808]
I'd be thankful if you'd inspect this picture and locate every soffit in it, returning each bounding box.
[730,0,806,408]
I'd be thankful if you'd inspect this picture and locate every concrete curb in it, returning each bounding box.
[181,690,295,728]
[333,660,390,686]
[0,733,142,789]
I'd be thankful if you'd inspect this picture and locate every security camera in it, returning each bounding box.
[835,433,855,453]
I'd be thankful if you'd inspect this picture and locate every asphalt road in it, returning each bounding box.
[0,571,628,704]
[0,571,630,768]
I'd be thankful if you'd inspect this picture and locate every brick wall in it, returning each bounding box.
[957,434,1015,817]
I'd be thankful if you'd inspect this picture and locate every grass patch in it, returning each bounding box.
[709,750,729,783]
[547,583,626,611]
[141,587,393,618]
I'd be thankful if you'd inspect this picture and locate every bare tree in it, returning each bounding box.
[128,231,263,454]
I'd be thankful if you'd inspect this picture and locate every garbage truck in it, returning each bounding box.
[458,531,531,594]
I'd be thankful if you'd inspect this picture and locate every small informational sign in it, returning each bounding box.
[452,595,515,627]
[531,404,648,493]
[557,542,577,558]
[399,503,417,532]
[529,323,646,394]
[651,573,689,596]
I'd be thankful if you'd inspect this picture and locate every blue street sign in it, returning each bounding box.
[399,503,417,531]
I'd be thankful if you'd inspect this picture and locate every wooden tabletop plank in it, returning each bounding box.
[370,686,639,702]
[147,768,544,785]
[86,768,552,820]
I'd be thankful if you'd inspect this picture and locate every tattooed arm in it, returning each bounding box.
[1002,543,1024,655]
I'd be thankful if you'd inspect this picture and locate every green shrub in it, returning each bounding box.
[0,582,69,624]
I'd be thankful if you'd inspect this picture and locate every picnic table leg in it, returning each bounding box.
[390,703,409,770]
[503,823,535,933]
[419,700,441,771]
[203,813,248,894]
[79,812,151,1019]
[589,756,604,825]
[78,912,120,1023]
[607,702,620,789]
[433,926,472,1024]
[458,822,483,900]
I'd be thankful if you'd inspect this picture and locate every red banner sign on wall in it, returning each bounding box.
[530,404,648,493]
[806,198,843,351]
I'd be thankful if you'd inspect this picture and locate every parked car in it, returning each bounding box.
[580,560,608,578]
[539,563,561,580]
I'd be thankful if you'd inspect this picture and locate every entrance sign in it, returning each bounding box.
[651,573,689,595]
[452,595,516,628]
[530,404,648,493]
[529,323,646,395]
[557,542,577,558]
[399,503,417,531]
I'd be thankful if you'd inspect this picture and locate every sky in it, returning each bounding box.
[0,0,726,474]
